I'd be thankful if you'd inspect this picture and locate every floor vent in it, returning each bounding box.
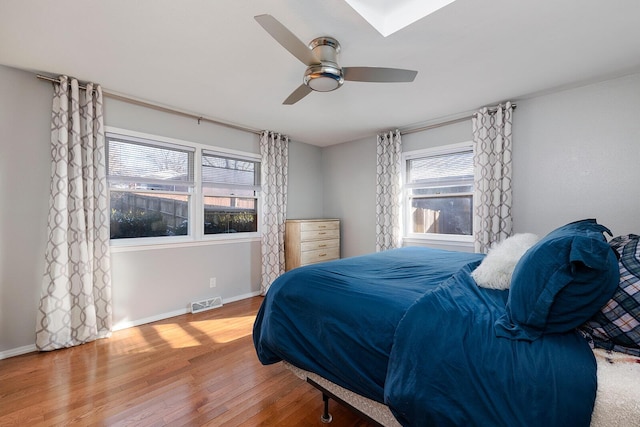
[191,296,223,314]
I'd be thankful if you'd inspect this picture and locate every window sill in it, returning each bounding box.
[110,234,261,253]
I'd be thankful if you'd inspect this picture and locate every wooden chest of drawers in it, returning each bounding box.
[285,219,340,271]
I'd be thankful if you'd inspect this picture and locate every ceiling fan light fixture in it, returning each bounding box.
[304,64,344,92]
[254,15,417,104]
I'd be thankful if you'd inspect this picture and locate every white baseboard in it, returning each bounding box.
[113,290,261,330]
[1,291,263,360]
[0,344,37,360]
[112,308,190,331]
[224,290,262,304]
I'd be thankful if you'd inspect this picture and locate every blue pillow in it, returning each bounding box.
[495,219,620,341]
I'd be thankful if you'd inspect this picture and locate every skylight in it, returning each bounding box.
[344,0,457,37]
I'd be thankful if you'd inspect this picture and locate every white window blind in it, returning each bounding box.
[201,151,260,235]
[107,134,195,189]
[202,151,260,191]
[404,145,474,238]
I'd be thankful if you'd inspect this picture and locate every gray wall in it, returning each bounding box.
[0,64,324,355]
[0,65,51,355]
[322,72,640,257]
[512,73,640,237]
[2,61,639,356]
[322,137,377,258]
[287,140,324,219]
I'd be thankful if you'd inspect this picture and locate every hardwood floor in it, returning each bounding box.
[0,297,378,426]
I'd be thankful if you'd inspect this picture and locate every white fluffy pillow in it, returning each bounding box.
[472,233,540,290]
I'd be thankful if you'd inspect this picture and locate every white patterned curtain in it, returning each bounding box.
[472,101,514,253]
[376,130,402,252]
[260,131,288,294]
[36,76,112,351]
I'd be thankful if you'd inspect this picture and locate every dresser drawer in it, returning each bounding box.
[300,221,339,232]
[300,247,340,265]
[300,229,339,241]
[300,239,339,252]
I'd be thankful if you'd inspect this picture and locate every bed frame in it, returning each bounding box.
[286,348,640,427]
[285,362,400,426]
[309,379,381,426]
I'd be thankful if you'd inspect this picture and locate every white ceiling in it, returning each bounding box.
[1,0,639,147]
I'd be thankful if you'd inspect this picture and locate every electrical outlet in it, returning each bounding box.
[209,277,217,288]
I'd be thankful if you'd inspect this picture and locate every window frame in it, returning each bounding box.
[106,126,261,249]
[402,141,475,248]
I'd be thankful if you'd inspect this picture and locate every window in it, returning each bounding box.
[403,143,474,240]
[107,134,194,240]
[201,152,260,234]
[106,129,260,243]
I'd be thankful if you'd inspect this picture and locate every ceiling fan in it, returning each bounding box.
[254,14,418,105]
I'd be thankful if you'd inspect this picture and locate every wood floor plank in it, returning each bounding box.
[0,297,378,426]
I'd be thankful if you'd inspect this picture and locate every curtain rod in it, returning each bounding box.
[37,74,515,141]
[36,74,262,136]
[400,115,472,135]
[400,104,517,136]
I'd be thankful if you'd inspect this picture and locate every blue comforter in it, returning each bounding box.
[253,247,597,426]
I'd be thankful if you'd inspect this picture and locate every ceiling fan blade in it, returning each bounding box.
[254,14,318,66]
[283,84,313,105]
[343,67,418,83]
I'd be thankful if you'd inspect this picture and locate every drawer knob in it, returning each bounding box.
[319,253,327,257]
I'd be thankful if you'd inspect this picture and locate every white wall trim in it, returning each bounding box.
[0,344,37,360]
[113,308,190,331]
[112,290,262,330]
[110,236,260,253]
[223,291,263,305]
[0,292,263,360]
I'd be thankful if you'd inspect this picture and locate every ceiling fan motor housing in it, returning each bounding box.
[304,37,344,92]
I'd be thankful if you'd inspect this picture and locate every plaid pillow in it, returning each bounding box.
[582,234,640,356]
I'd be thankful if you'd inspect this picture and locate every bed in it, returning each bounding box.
[253,219,640,426]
